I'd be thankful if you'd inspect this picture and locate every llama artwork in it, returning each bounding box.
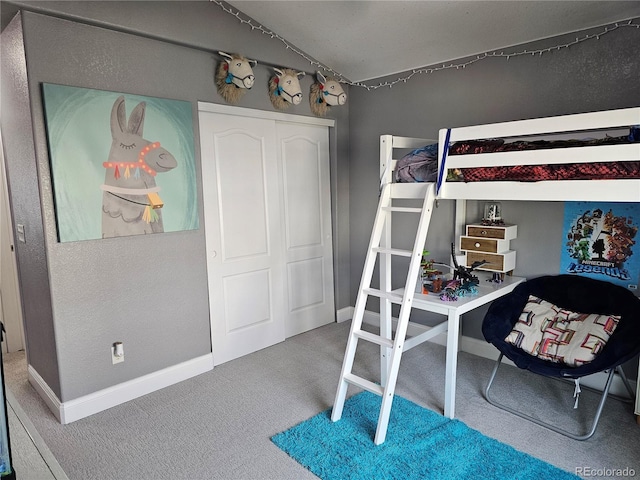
[101,96,178,238]
[309,71,347,117]
[268,68,305,110]
[215,51,257,104]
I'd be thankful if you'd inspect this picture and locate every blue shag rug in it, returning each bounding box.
[272,392,579,480]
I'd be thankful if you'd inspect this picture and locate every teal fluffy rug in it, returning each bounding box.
[272,392,579,480]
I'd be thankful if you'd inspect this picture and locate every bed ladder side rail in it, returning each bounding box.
[331,182,437,445]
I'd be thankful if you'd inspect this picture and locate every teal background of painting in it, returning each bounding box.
[560,202,640,290]
[42,83,199,242]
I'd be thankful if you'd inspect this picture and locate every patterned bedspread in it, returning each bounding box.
[394,126,640,183]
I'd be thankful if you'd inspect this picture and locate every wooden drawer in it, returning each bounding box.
[460,236,510,254]
[466,224,517,241]
[465,250,516,273]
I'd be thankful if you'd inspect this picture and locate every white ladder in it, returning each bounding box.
[331,182,437,445]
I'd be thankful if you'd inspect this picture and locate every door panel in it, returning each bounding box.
[282,139,323,249]
[200,113,285,365]
[216,132,269,261]
[277,123,335,337]
[288,257,325,311]
[223,269,272,332]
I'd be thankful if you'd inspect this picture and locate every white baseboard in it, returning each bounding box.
[336,306,354,323]
[361,309,635,398]
[28,353,214,424]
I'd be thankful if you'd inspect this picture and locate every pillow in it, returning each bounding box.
[505,295,620,367]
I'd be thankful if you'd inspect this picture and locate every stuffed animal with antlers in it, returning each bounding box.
[215,51,257,104]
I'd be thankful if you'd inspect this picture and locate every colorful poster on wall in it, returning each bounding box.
[560,202,640,290]
[42,83,199,242]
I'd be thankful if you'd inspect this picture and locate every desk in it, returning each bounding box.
[386,272,525,419]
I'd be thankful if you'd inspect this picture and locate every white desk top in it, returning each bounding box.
[401,272,526,316]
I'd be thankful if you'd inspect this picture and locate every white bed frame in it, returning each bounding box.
[335,107,639,445]
[381,106,640,203]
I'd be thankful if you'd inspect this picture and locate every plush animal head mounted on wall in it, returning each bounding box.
[310,71,347,117]
[215,51,258,104]
[268,68,306,110]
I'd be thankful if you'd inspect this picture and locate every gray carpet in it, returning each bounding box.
[4,321,640,480]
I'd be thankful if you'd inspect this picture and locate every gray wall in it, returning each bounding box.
[347,23,640,338]
[2,0,638,404]
[1,0,350,402]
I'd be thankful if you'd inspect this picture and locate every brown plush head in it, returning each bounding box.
[215,51,257,104]
[310,71,347,116]
[269,68,305,110]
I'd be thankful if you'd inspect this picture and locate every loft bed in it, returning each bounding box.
[332,107,640,445]
[334,107,639,445]
[381,107,640,203]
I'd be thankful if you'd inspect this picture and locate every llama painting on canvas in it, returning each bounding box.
[101,96,178,238]
[42,84,199,242]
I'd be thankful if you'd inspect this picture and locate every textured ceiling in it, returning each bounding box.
[226,1,640,82]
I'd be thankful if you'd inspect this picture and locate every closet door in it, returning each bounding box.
[199,113,286,365]
[277,123,335,337]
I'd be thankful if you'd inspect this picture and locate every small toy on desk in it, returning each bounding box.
[481,201,505,226]
[435,244,486,301]
[450,243,487,287]
[488,272,504,284]
[420,250,445,294]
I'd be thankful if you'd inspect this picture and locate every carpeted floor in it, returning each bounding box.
[3,320,640,480]
[272,391,580,480]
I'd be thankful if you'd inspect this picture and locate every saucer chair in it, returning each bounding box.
[482,274,640,440]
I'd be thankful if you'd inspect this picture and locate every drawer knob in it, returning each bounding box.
[475,242,481,248]
[481,230,487,236]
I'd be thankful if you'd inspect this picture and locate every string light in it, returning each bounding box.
[211,1,639,91]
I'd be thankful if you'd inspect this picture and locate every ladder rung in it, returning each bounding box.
[344,373,384,396]
[382,206,422,213]
[363,288,403,303]
[373,247,413,257]
[354,329,394,348]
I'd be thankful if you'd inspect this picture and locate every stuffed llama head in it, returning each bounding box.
[268,68,305,110]
[310,71,347,117]
[215,51,257,104]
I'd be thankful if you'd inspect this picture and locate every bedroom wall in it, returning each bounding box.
[347,22,640,339]
[0,0,350,403]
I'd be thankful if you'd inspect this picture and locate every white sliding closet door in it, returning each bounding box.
[200,113,286,365]
[277,122,335,338]
[199,106,334,365]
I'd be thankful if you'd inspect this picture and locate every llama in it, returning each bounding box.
[215,51,257,104]
[101,96,177,238]
[310,71,347,117]
[268,68,305,110]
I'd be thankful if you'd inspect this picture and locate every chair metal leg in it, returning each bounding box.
[617,365,636,400]
[484,353,619,441]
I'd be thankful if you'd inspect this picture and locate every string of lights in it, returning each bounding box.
[211,1,639,91]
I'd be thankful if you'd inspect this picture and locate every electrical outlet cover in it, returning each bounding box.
[111,346,124,364]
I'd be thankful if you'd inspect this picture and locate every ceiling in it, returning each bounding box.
[226,1,640,82]
[1,1,638,83]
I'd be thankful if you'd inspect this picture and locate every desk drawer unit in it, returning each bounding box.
[460,236,510,254]
[465,251,516,273]
[466,224,517,241]
[462,223,517,274]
